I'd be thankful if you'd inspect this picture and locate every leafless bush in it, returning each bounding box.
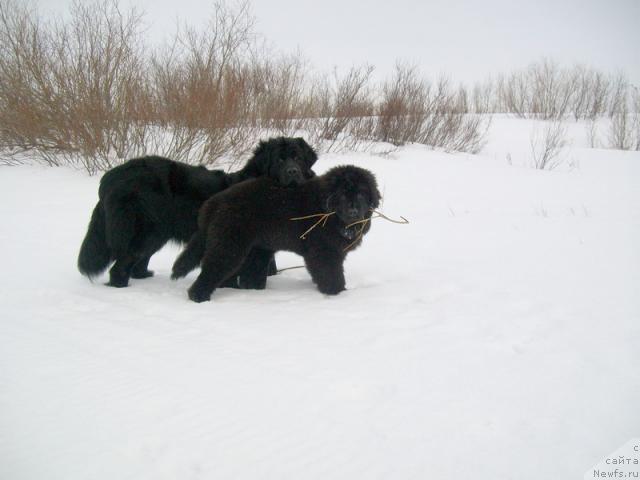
[470,79,495,114]
[608,108,639,151]
[148,1,259,166]
[497,59,572,120]
[585,118,600,148]
[375,64,430,145]
[0,0,150,173]
[529,120,569,170]
[634,87,640,151]
[494,60,619,121]
[608,73,628,118]
[568,66,611,120]
[529,59,573,119]
[375,65,489,153]
[606,84,640,151]
[0,0,496,171]
[0,0,264,171]
[245,53,318,137]
[496,70,530,117]
[307,66,377,152]
[4,0,640,173]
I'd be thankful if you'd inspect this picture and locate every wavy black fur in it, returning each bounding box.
[171,165,381,302]
[77,137,317,288]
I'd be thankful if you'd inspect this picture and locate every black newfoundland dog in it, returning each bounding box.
[171,165,381,302]
[77,137,317,287]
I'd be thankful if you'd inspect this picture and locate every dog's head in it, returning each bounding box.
[252,137,317,186]
[324,165,381,240]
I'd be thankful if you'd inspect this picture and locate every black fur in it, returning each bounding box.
[77,137,317,287]
[172,165,381,302]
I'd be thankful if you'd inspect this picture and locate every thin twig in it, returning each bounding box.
[276,265,306,273]
[290,209,409,247]
[290,212,335,239]
[345,211,409,228]
[371,210,409,224]
[343,222,368,251]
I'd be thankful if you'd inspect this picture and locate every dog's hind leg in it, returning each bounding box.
[171,230,206,280]
[220,248,273,289]
[104,195,166,286]
[187,234,252,302]
[130,234,167,279]
[237,248,274,290]
[131,256,154,279]
[266,254,278,276]
[107,255,138,287]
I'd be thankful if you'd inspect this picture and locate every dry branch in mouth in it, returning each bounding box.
[371,210,409,224]
[342,211,409,251]
[289,212,336,239]
[290,209,409,247]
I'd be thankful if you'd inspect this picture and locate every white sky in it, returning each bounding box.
[35,0,640,85]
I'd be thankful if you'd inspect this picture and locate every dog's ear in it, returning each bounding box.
[324,192,337,213]
[366,171,381,209]
[255,140,273,174]
[295,137,318,168]
[370,185,381,209]
[228,140,272,184]
[244,140,273,177]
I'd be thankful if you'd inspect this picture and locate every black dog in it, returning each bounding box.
[78,137,317,287]
[171,165,381,302]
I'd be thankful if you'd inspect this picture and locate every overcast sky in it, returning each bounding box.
[35,0,640,85]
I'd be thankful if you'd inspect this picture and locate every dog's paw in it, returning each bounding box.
[188,286,212,303]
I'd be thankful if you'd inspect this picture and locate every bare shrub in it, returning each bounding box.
[608,73,628,118]
[309,66,377,152]
[633,86,640,151]
[569,65,611,120]
[375,65,490,153]
[375,64,430,146]
[585,118,600,148]
[148,1,258,166]
[494,60,618,121]
[470,79,495,114]
[607,106,638,151]
[528,59,573,120]
[496,70,530,117]
[529,120,569,170]
[0,0,575,170]
[497,59,572,120]
[606,84,640,151]
[0,0,150,173]
[587,71,612,119]
[247,53,315,136]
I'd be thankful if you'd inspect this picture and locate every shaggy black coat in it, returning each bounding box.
[77,137,317,287]
[171,165,381,302]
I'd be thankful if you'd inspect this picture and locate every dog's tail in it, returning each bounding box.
[171,230,206,280]
[77,202,111,278]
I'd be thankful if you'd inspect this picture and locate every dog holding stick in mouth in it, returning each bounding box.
[172,165,381,302]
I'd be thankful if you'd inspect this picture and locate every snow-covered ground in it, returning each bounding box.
[1,119,639,479]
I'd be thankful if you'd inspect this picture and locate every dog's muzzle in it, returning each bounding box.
[281,160,304,186]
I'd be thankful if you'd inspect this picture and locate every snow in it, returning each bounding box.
[1,118,639,479]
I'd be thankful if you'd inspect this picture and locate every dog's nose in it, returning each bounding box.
[347,207,359,219]
[286,166,301,177]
